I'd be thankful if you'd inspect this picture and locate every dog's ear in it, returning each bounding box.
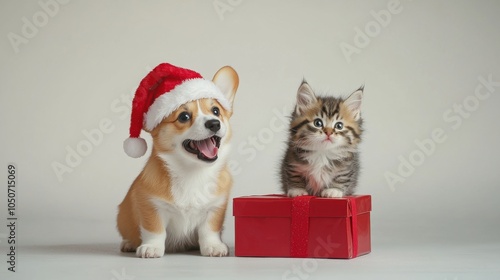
[212,66,239,108]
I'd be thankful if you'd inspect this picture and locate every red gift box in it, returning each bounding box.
[233,194,371,258]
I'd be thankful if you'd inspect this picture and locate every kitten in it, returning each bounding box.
[280,80,363,198]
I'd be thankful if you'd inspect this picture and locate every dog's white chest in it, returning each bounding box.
[152,158,225,236]
[170,174,220,211]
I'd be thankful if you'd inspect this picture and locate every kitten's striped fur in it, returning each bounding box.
[280,81,363,198]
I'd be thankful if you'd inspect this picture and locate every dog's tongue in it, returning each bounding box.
[195,138,218,159]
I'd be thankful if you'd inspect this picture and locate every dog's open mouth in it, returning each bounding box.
[182,136,221,162]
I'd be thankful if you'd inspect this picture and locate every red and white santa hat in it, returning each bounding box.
[123,63,231,158]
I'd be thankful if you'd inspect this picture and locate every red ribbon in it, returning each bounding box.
[290,196,313,257]
[348,197,359,258]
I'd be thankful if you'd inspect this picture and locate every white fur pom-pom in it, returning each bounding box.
[123,137,147,158]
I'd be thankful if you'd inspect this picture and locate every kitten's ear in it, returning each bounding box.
[295,81,317,115]
[344,86,363,121]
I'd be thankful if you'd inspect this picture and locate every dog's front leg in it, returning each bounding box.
[198,203,229,257]
[136,202,166,258]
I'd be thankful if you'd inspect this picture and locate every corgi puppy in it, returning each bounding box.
[117,65,239,258]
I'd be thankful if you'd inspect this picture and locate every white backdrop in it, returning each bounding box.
[1,0,500,278]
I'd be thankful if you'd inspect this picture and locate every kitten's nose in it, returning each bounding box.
[324,127,333,136]
[205,119,221,132]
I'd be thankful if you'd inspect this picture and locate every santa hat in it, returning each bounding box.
[123,63,231,158]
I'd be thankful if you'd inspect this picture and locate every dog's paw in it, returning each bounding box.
[136,244,165,258]
[321,188,344,198]
[120,240,137,252]
[200,241,229,257]
[287,188,308,197]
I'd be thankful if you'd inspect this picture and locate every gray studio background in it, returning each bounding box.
[0,0,499,277]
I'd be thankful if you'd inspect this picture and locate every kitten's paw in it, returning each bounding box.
[287,188,309,197]
[321,188,344,198]
[120,240,137,252]
[136,244,165,258]
[200,241,229,257]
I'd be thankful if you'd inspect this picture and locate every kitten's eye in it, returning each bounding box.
[211,106,220,116]
[313,118,323,128]
[334,122,344,130]
[177,112,191,123]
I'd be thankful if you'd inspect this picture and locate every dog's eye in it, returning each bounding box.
[212,106,220,116]
[177,112,191,123]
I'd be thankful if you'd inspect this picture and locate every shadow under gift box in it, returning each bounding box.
[233,195,371,258]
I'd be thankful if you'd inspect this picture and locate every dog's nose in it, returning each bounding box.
[205,119,221,132]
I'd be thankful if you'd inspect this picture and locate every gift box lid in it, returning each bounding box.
[233,194,371,218]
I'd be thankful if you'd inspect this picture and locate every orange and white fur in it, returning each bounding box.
[117,67,238,258]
